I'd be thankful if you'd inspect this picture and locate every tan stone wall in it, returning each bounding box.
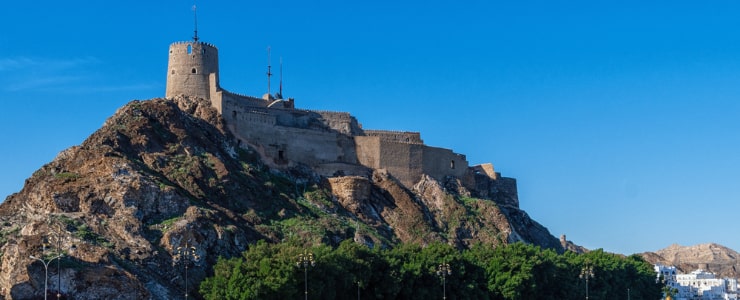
[421,146,468,182]
[356,136,426,186]
[356,136,470,186]
[310,110,363,136]
[230,114,359,168]
[364,130,423,144]
[378,141,423,186]
[355,136,381,169]
[165,42,219,101]
[222,91,268,111]
[472,163,497,180]
[232,110,276,126]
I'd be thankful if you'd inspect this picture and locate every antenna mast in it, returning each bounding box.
[267,46,272,97]
[279,57,283,98]
[192,1,199,42]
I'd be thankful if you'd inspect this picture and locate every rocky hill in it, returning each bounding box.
[641,243,740,278]
[0,97,563,299]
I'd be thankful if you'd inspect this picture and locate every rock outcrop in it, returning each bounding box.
[0,97,563,299]
[641,243,740,279]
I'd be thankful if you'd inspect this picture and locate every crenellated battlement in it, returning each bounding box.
[305,109,348,115]
[169,41,219,49]
[165,40,219,101]
[364,130,423,144]
[364,129,421,135]
[223,90,262,102]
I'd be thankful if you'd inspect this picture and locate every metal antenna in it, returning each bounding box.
[279,56,283,98]
[267,46,272,96]
[192,1,199,42]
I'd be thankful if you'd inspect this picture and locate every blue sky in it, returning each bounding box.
[3,1,740,255]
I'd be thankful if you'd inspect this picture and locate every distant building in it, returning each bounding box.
[656,265,738,300]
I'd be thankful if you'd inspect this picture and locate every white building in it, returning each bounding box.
[655,265,738,300]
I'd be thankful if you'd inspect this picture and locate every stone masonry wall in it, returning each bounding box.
[364,130,423,144]
[377,140,423,186]
[355,136,381,168]
[471,163,497,180]
[356,135,471,186]
[165,42,219,101]
[421,146,469,182]
[310,110,364,136]
[229,112,359,168]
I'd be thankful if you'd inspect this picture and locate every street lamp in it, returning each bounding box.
[29,242,63,300]
[580,263,595,300]
[296,250,315,300]
[172,242,200,300]
[44,232,67,300]
[437,263,452,300]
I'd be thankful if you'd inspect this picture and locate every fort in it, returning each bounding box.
[165,39,513,195]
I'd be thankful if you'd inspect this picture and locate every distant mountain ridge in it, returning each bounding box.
[641,243,740,279]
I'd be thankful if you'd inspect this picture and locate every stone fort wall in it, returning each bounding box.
[166,42,219,101]
[165,40,491,188]
[421,146,468,182]
[224,104,361,172]
[308,110,363,136]
[364,130,423,144]
[355,135,468,186]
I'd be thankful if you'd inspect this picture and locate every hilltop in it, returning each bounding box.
[0,97,563,299]
[641,243,740,278]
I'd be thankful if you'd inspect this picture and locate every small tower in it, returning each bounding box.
[165,41,220,101]
[165,4,220,101]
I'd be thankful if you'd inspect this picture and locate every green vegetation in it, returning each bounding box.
[59,216,114,248]
[200,241,661,300]
[158,216,181,230]
[0,224,20,245]
[54,172,81,180]
[0,222,20,258]
[459,195,487,212]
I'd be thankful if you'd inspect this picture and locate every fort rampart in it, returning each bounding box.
[165,39,497,189]
[355,135,468,186]
[364,130,423,144]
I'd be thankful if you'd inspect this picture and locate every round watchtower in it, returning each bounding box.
[165,41,220,100]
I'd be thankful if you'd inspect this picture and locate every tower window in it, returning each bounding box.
[171,69,175,74]
[232,111,237,119]
[450,160,455,169]
[278,150,285,160]
[191,68,197,74]
[187,44,192,54]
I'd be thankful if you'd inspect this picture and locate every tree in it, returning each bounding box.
[200,240,299,299]
[484,242,577,299]
[200,240,663,300]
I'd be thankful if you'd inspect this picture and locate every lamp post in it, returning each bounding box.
[437,263,452,300]
[580,263,595,300]
[29,242,63,300]
[45,232,66,300]
[296,250,314,300]
[172,242,200,300]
